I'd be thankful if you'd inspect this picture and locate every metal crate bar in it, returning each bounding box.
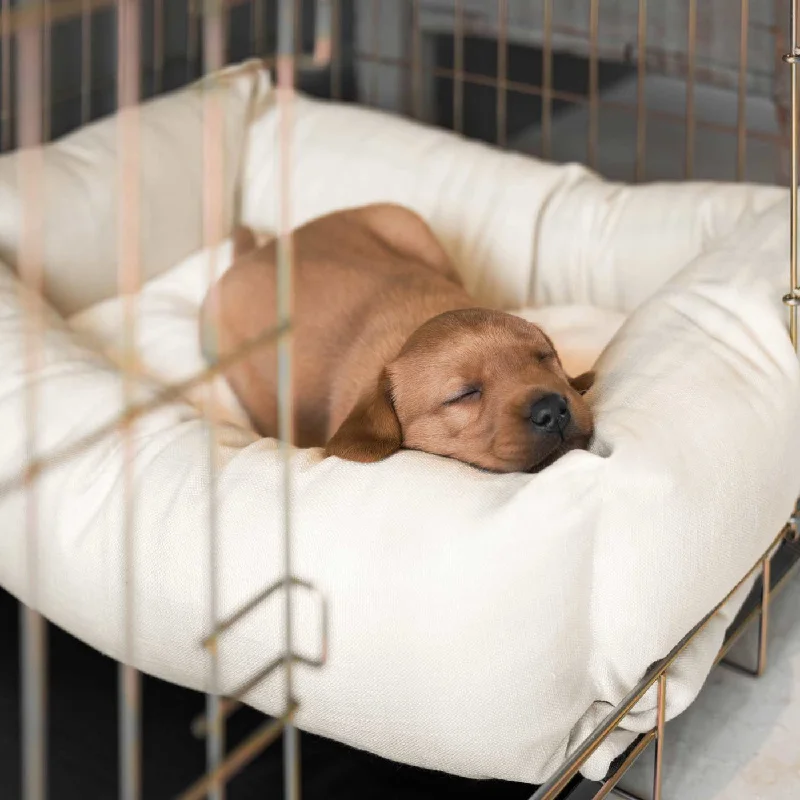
[529,520,795,800]
[17,7,47,799]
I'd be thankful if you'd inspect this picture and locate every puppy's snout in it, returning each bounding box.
[530,393,570,434]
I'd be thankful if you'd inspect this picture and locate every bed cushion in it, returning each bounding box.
[240,90,787,314]
[67,239,627,428]
[0,60,270,316]
[0,66,799,786]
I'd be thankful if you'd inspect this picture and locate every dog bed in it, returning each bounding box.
[0,61,799,786]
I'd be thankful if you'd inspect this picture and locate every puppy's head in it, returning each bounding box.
[325,309,595,473]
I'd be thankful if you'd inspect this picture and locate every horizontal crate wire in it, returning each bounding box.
[354,0,791,184]
[3,1,800,800]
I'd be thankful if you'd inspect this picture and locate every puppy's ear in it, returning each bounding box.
[232,225,258,259]
[325,370,402,463]
[569,370,596,395]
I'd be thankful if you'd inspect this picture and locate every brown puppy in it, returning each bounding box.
[201,203,594,473]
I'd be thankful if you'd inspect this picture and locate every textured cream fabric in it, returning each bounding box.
[0,60,270,316]
[239,89,787,314]
[0,67,799,785]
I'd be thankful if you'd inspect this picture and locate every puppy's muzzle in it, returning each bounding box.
[529,393,570,436]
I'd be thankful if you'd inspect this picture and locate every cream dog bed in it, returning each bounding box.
[0,61,799,786]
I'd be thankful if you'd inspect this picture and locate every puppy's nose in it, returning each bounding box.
[530,393,570,434]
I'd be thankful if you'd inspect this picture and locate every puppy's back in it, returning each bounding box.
[203,204,470,445]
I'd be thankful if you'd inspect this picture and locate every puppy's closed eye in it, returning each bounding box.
[443,386,482,405]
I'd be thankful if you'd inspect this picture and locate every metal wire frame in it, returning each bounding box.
[530,518,800,800]
[355,51,785,148]
[5,0,800,799]
[182,1,800,797]
[200,2,226,797]
[348,0,800,797]
[541,0,552,159]
[785,0,800,340]
[116,2,143,797]
[533,0,800,790]
[17,9,47,800]
[5,1,331,799]
[182,3,335,798]
[536,0,800,788]
[356,0,784,181]
[634,0,646,182]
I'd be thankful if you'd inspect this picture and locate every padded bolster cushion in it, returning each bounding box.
[0,61,270,316]
[240,91,787,315]
[0,68,799,785]
[1,200,799,785]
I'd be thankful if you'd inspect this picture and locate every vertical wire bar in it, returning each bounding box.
[453,0,463,134]
[42,0,51,141]
[0,0,9,151]
[635,0,647,181]
[34,35,53,800]
[202,2,226,797]
[496,0,507,146]
[411,0,422,119]
[369,0,380,105]
[330,0,342,99]
[81,0,92,122]
[153,0,163,95]
[293,0,301,72]
[187,0,199,82]
[587,0,599,169]
[20,613,47,800]
[541,0,553,159]
[18,13,47,800]
[790,0,799,347]
[252,0,264,56]
[277,2,298,797]
[756,557,771,676]
[653,674,667,800]
[592,732,655,800]
[117,2,142,799]
[736,0,749,180]
[685,0,696,179]
[118,667,141,800]
[313,0,332,65]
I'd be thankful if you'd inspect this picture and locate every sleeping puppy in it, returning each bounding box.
[201,203,594,473]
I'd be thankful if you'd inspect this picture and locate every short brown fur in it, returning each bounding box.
[201,203,594,473]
